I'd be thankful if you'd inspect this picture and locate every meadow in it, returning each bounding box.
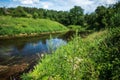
[0,16,68,36]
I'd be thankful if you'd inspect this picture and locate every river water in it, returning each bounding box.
[0,32,71,80]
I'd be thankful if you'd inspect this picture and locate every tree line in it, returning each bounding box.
[0,1,120,30]
[0,6,84,26]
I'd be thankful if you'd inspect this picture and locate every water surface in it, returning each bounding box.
[0,34,67,66]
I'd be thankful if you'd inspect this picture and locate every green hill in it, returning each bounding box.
[0,16,68,37]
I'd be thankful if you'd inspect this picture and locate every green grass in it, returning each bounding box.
[21,27,120,80]
[67,25,86,31]
[0,16,68,36]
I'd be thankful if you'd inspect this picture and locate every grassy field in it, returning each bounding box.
[0,16,68,36]
[22,27,120,80]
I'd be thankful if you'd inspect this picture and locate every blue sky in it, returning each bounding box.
[0,0,119,13]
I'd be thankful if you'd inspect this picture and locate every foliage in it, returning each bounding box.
[0,16,68,36]
[110,12,120,27]
[22,26,120,80]
[85,2,120,30]
[67,25,86,31]
[12,6,28,17]
[0,6,84,26]
[33,12,39,19]
[69,6,84,25]
[94,28,120,80]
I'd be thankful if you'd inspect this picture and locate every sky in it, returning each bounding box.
[0,0,119,13]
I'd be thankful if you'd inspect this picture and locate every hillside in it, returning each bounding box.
[0,16,68,37]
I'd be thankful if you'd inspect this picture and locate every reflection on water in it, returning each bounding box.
[12,38,66,56]
[0,35,67,65]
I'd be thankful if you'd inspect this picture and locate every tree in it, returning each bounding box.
[12,6,28,17]
[110,2,120,27]
[38,8,44,18]
[113,1,120,12]
[95,6,108,30]
[69,6,84,25]
[33,12,38,19]
[56,11,70,25]
[0,7,9,15]
[85,13,97,29]
[0,7,5,15]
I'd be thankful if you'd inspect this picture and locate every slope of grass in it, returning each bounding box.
[0,16,68,36]
[22,27,120,80]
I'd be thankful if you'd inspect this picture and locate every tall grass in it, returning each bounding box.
[22,27,120,80]
[0,16,68,36]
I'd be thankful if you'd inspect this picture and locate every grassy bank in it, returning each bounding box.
[67,25,93,37]
[22,27,120,80]
[0,16,68,37]
[67,25,86,31]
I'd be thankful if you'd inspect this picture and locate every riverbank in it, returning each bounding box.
[0,30,68,39]
[0,54,39,80]
[0,16,68,39]
[22,27,120,80]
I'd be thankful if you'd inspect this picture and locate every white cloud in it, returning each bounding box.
[41,2,53,9]
[11,0,119,13]
[13,0,40,5]
[65,0,119,13]
[43,0,119,13]
[99,0,118,4]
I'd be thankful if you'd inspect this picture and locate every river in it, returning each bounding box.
[0,32,73,80]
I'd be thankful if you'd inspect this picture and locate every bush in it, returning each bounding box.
[93,27,120,80]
